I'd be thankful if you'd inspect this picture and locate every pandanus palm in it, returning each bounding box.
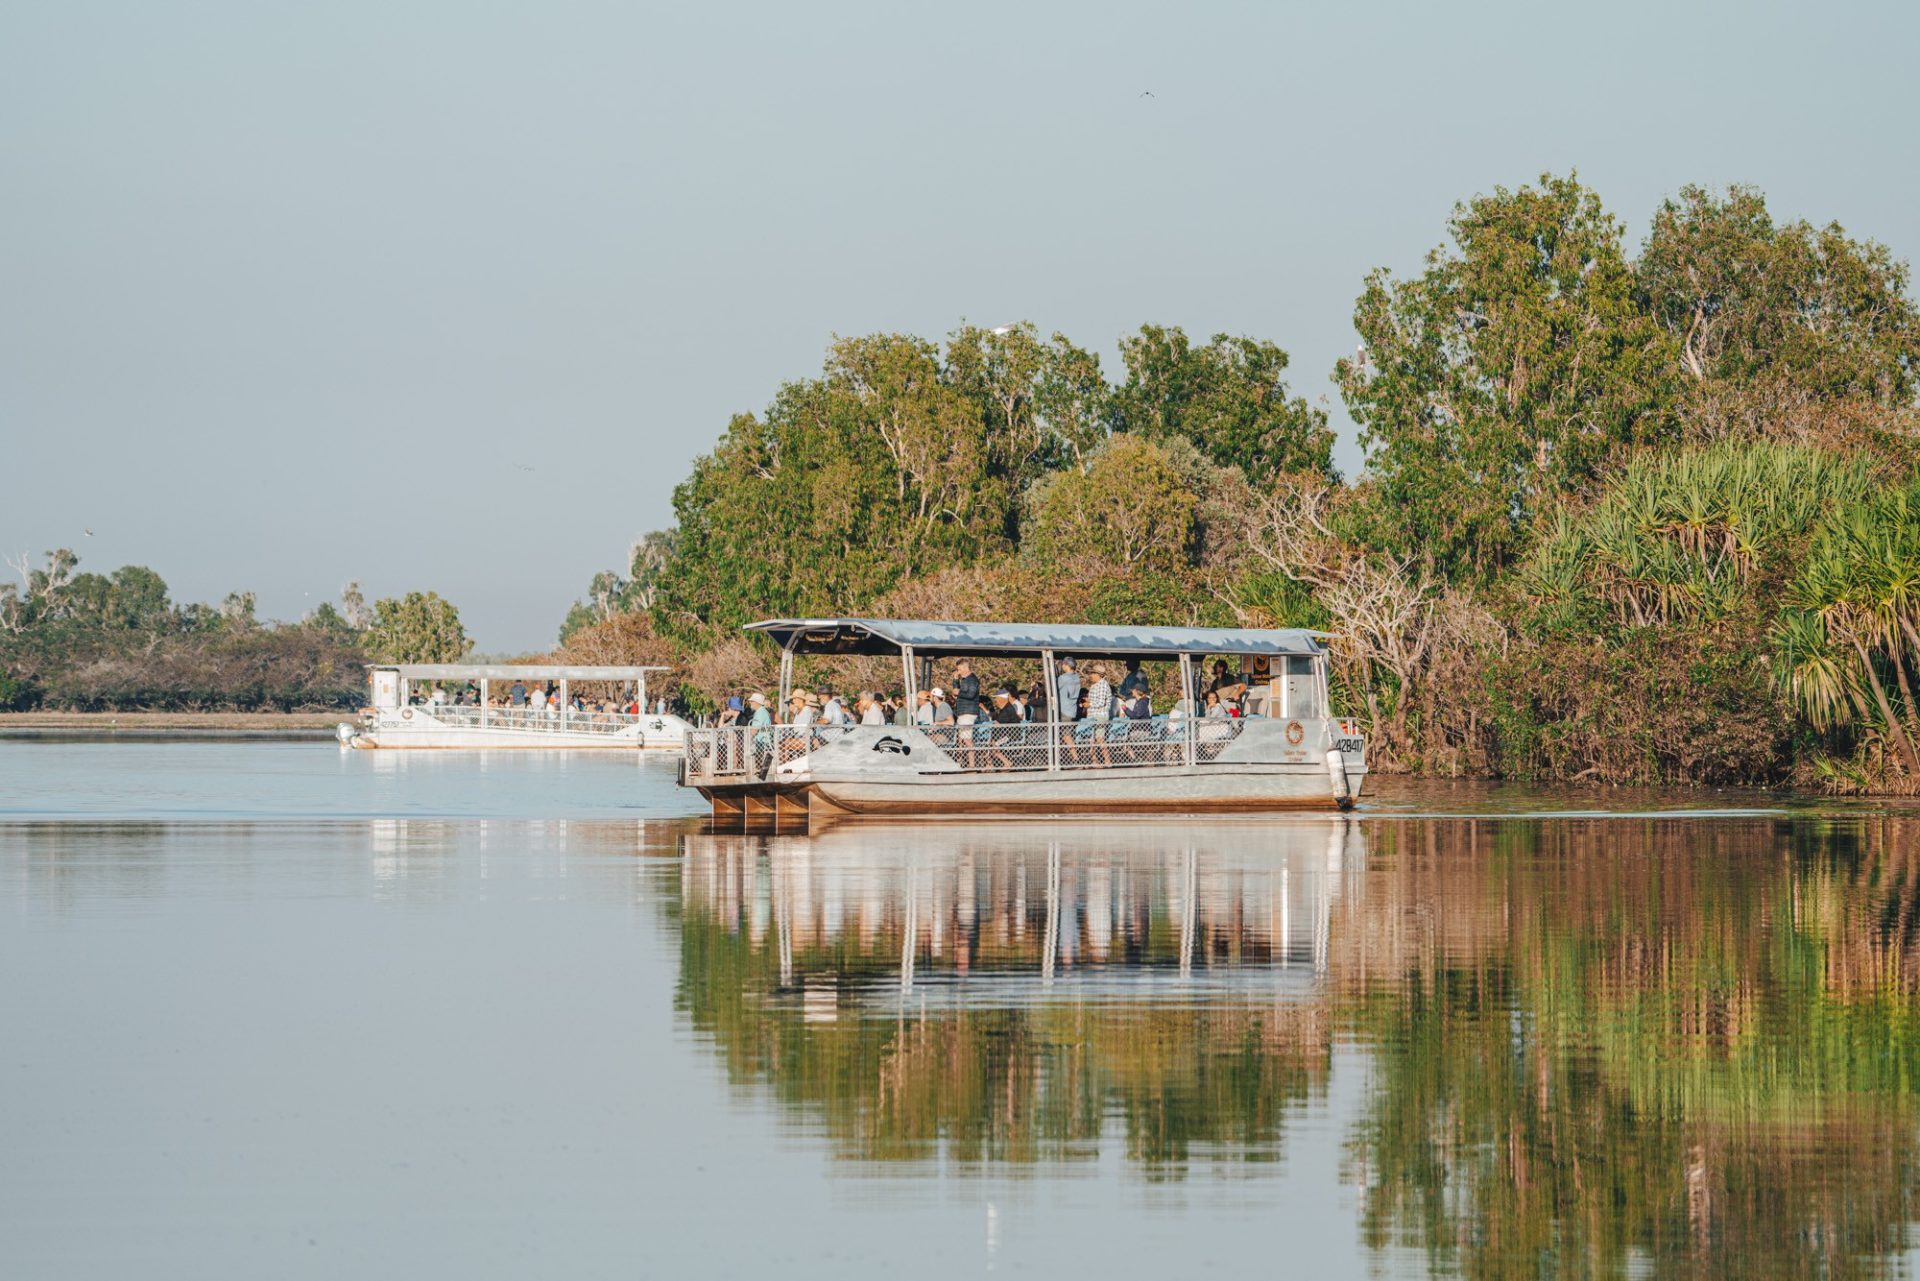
[1780,494,1920,778]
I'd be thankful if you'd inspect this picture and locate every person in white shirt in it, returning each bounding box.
[914,691,935,725]
[859,692,886,726]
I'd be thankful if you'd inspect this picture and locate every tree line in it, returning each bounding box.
[0,551,471,711]
[558,173,1920,791]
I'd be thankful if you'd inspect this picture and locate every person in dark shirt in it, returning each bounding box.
[988,689,1022,769]
[1024,675,1048,723]
[952,661,983,723]
[1118,659,1149,702]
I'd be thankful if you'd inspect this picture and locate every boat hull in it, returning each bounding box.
[698,762,1366,829]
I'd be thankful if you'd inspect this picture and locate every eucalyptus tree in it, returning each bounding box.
[1639,184,1920,436]
[1112,324,1333,484]
[362,591,470,664]
[1024,434,1201,573]
[1337,173,1676,582]
[660,333,1015,632]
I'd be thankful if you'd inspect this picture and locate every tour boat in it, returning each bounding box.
[680,619,1367,828]
[340,663,690,750]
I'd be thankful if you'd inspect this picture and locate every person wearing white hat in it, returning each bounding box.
[929,687,954,725]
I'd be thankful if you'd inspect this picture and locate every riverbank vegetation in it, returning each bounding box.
[0,555,470,711]
[560,174,1920,792]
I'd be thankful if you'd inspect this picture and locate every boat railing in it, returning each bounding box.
[397,703,642,736]
[684,724,861,782]
[683,715,1253,783]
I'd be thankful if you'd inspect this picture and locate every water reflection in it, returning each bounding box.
[679,820,1359,1172]
[675,814,1920,1277]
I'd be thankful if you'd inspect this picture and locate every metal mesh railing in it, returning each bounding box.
[1194,715,1248,763]
[396,704,643,736]
[687,715,1261,781]
[684,724,856,782]
[922,721,1053,772]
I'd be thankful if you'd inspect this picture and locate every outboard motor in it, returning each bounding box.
[335,723,359,748]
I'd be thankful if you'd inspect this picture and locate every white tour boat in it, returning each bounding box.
[341,663,691,750]
[680,618,1367,828]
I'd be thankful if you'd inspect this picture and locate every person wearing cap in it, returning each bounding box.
[913,689,935,726]
[929,687,954,725]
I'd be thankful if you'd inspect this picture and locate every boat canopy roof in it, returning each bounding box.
[369,664,667,681]
[744,618,1327,659]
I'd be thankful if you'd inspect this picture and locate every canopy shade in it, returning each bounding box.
[369,664,667,681]
[744,618,1327,659]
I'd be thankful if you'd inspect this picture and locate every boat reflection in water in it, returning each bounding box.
[675,813,1920,1278]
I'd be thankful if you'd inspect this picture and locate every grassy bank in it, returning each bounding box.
[0,711,346,736]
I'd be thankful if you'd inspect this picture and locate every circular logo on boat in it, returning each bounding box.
[1285,719,1304,745]
[401,708,413,721]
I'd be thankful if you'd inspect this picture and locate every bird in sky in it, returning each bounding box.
[514,463,535,472]
[83,528,95,537]
[1139,90,1153,98]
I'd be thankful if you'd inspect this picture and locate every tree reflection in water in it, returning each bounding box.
[671,815,1920,1278]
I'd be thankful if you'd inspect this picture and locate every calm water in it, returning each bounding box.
[4,742,1918,1279]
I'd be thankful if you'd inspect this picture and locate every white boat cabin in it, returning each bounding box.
[345,663,690,750]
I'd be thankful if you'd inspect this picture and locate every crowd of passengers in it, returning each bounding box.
[408,680,672,719]
[712,657,1255,736]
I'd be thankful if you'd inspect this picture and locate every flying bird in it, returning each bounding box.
[514,463,535,472]
[1139,90,1154,98]
[83,528,95,537]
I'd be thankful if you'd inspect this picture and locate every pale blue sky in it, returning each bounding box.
[4,0,1915,650]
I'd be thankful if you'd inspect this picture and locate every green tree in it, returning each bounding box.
[363,591,470,663]
[1025,434,1199,572]
[658,334,1016,632]
[1337,173,1675,581]
[1639,184,1920,435]
[1113,324,1333,483]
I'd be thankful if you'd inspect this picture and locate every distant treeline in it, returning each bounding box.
[0,553,471,712]
[553,174,1920,792]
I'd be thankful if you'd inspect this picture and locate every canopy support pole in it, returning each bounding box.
[901,645,917,709]
[1179,653,1196,767]
[1042,648,1059,772]
[560,679,569,728]
[480,679,489,728]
